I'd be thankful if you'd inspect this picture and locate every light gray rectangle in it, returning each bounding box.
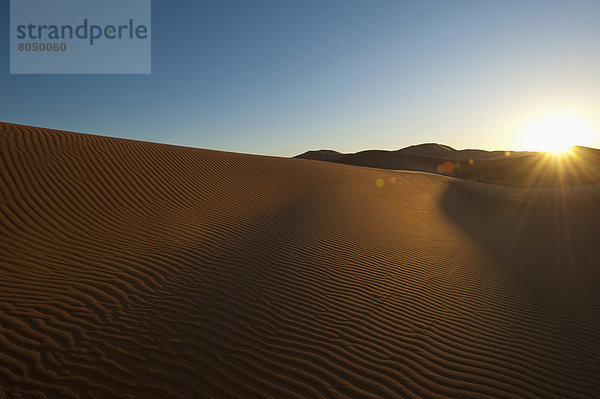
[10,0,151,74]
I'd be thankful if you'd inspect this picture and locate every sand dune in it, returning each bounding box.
[295,145,529,182]
[1,122,599,398]
[296,144,527,164]
[457,147,600,186]
[296,145,600,188]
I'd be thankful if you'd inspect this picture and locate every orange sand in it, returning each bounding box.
[1,122,599,398]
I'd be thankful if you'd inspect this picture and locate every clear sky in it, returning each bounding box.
[2,0,599,156]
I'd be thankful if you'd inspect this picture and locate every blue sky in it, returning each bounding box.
[2,0,600,156]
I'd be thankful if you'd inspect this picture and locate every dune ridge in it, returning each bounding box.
[1,122,599,398]
[297,145,600,187]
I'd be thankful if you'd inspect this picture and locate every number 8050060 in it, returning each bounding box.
[18,42,67,51]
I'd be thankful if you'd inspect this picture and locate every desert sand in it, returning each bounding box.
[1,122,599,398]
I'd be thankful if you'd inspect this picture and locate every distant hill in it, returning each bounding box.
[457,146,600,186]
[295,144,600,187]
[295,149,345,162]
[398,143,526,161]
[294,143,531,174]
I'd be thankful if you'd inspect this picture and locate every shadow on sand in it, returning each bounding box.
[440,179,600,311]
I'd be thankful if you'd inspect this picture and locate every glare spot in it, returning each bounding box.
[468,159,474,165]
[389,176,397,184]
[443,161,454,173]
[505,151,512,157]
[376,178,385,188]
[436,164,444,173]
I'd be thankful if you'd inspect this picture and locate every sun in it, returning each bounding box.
[520,114,594,154]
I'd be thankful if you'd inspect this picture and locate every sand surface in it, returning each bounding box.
[1,122,599,398]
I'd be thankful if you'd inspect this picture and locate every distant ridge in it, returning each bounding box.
[295,143,600,187]
[295,149,345,162]
[296,143,528,162]
[294,143,530,175]
[397,143,523,160]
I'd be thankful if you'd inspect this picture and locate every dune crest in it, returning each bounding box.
[1,122,599,398]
